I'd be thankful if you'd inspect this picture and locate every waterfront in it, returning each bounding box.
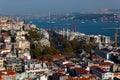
[25,19,120,41]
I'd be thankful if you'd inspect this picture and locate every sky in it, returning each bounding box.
[0,0,120,15]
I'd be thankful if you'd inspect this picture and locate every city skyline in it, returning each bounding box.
[0,0,120,15]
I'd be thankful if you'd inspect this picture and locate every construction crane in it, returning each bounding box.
[104,27,120,47]
[73,22,76,32]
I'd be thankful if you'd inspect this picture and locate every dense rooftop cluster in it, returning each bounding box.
[0,16,120,80]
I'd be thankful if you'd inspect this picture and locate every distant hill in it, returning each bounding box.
[108,9,120,13]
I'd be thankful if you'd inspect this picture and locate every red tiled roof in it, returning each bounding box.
[113,50,118,52]
[53,54,75,59]
[7,71,17,75]
[99,62,112,66]
[64,63,72,67]
[81,77,90,80]
[66,77,90,80]
[1,48,9,50]
[0,70,17,76]
[92,55,101,60]
[66,77,80,80]
[56,68,65,73]
[93,67,106,73]
[47,62,53,65]
[62,54,75,57]
[89,74,98,78]
[114,73,120,77]
[53,54,63,59]
[1,32,8,36]
[74,68,89,74]
[42,60,48,63]
[56,73,66,76]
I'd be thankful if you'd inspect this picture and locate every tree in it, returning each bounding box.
[28,29,44,41]
[70,39,79,50]
[59,36,73,53]
[30,47,42,58]
[83,44,92,53]
[42,54,53,62]
[42,46,60,55]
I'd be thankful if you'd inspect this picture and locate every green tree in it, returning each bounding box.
[83,44,92,53]
[28,29,44,41]
[30,47,42,58]
[42,54,53,62]
[42,46,60,55]
[58,36,73,53]
[70,39,79,50]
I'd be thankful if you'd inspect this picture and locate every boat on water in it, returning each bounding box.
[81,21,85,23]
[93,20,97,23]
[47,21,56,24]
[29,21,32,24]
[51,21,56,23]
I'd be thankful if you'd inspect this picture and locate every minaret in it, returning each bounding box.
[63,28,65,37]
[67,28,69,40]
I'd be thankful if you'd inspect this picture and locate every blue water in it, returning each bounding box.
[25,19,120,41]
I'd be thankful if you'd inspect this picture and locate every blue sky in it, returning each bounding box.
[0,0,119,15]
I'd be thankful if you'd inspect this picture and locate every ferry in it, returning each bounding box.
[81,21,85,23]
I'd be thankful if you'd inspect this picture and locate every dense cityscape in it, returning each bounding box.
[0,0,120,80]
[0,13,119,80]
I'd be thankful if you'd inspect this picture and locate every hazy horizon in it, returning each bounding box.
[0,0,120,15]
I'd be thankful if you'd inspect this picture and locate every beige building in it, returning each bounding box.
[17,40,30,53]
[0,59,3,68]
[18,40,30,49]
[16,31,28,36]
[16,36,26,41]
[4,36,11,43]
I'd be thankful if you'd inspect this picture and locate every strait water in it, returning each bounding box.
[25,19,120,41]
